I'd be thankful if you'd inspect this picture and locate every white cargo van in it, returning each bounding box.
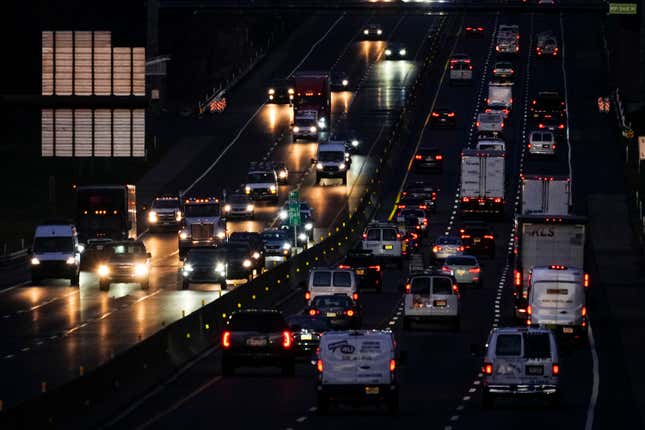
[527,265,588,338]
[476,112,504,138]
[305,268,357,305]
[361,222,403,262]
[403,270,460,329]
[30,222,81,285]
[316,330,399,414]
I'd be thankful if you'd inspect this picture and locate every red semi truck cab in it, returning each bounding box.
[293,72,330,131]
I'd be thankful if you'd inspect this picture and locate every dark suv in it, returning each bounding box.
[413,147,443,173]
[458,221,495,257]
[96,240,151,291]
[221,309,295,376]
[339,249,383,292]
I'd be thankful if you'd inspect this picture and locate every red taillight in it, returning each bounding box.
[584,273,590,288]
[305,291,311,300]
[345,309,355,317]
[432,112,440,117]
[462,197,470,202]
[433,246,441,252]
[447,112,455,117]
[493,197,502,203]
[514,270,521,286]
[369,265,381,272]
[338,264,350,269]
[527,305,532,315]
[398,204,406,209]
[538,123,545,128]
[404,283,411,293]
[558,124,565,129]
[552,144,556,149]
[483,363,493,375]
[552,364,560,376]
[362,233,367,240]
[317,359,324,373]
[484,235,494,239]
[435,155,443,160]
[528,143,532,148]
[309,308,319,316]
[389,359,396,372]
[222,331,231,349]
[458,246,464,252]
[478,27,484,31]
[452,284,460,295]
[282,331,293,349]
[415,154,423,160]
[476,121,480,127]
[396,233,401,239]
[581,306,587,317]
[468,267,481,274]
[461,234,471,239]
[442,266,451,273]
[352,292,359,301]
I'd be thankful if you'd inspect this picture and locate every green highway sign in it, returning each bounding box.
[288,190,301,226]
[608,3,637,15]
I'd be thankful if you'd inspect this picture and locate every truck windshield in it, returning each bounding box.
[318,152,344,161]
[184,204,219,217]
[33,237,75,253]
[152,199,179,209]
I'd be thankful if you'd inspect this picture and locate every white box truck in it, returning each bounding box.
[512,215,587,320]
[486,82,513,119]
[521,174,570,215]
[460,149,505,218]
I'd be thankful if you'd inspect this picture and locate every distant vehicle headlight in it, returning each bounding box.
[288,88,294,94]
[339,163,346,170]
[184,263,194,272]
[282,242,291,250]
[31,257,40,265]
[242,259,252,268]
[279,209,288,220]
[305,222,313,231]
[342,79,349,87]
[310,126,318,133]
[97,265,110,277]
[134,263,149,277]
[399,49,407,56]
[66,256,76,265]
[215,262,225,272]
[252,252,261,260]
[351,139,359,147]
[148,211,158,223]
[278,170,288,179]
[245,186,251,194]
[293,126,300,133]
[316,163,324,170]
[224,204,231,212]
[298,233,307,242]
[385,49,392,56]
[270,184,277,193]
[377,29,383,35]
[317,117,326,129]
[268,88,275,95]
[363,29,369,35]
[216,230,226,239]
[246,204,255,212]
[77,244,85,254]
[175,211,183,222]
[179,231,188,240]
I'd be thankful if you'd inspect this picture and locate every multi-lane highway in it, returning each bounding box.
[2,4,643,430]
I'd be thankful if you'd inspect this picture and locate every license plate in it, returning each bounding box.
[526,365,544,375]
[300,333,313,341]
[246,337,267,347]
[326,312,337,318]
[562,327,574,334]
[365,386,380,395]
[355,269,365,275]
[457,269,465,275]
[383,244,393,250]
[434,300,447,307]
[474,238,481,243]
[542,144,551,148]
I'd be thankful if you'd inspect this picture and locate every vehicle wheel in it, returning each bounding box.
[99,280,110,291]
[181,280,190,290]
[70,273,80,287]
[141,280,150,290]
[403,317,411,330]
[222,359,235,376]
[386,395,399,415]
[317,395,330,415]
[341,175,347,185]
[281,360,295,377]
[482,388,495,409]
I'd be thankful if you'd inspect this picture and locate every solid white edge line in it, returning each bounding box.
[0,281,29,294]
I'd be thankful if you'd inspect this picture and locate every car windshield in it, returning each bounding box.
[33,236,75,253]
[446,257,476,266]
[229,195,248,204]
[153,199,179,209]
[229,312,286,332]
[495,334,522,356]
[184,203,219,217]
[311,295,352,308]
[318,151,344,161]
[248,172,274,183]
[111,244,146,255]
[187,250,225,263]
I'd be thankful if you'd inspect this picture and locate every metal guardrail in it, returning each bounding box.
[0,17,448,429]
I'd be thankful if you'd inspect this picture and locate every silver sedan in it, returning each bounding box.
[432,236,464,260]
[443,255,482,287]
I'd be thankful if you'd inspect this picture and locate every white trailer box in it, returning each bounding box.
[521,174,570,215]
[460,149,505,217]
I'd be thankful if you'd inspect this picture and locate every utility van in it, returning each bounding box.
[305,268,358,305]
[30,222,81,285]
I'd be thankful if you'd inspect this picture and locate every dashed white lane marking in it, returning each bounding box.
[295,416,307,423]
[468,387,476,393]
[450,415,459,422]
[463,395,471,401]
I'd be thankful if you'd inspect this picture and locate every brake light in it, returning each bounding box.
[389,359,396,372]
[419,205,427,209]
[493,197,502,203]
[435,155,443,160]
[362,233,367,240]
[452,284,460,295]
[432,112,440,117]
[484,235,494,239]
[483,363,493,375]
[442,266,451,273]
[305,291,311,300]
[461,234,471,239]
[404,283,411,293]
[528,143,532,148]
[369,265,381,272]
[581,306,587,317]
[398,204,406,209]
[527,305,532,315]
[514,270,521,286]
[222,331,231,349]
[338,264,350,269]
[415,154,423,160]
[345,309,355,317]
[549,265,567,270]
[447,112,455,117]
[352,292,359,301]
[458,246,464,252]
[468,267,481,274]
[462,197,470,202]
[552,144,556,149]
[558,124,565,129]
[433,246,441,252]
[282,331,293,349]
[476,121,480,127]
[309,309,319,316]
[317,359,324,373]
[584,273,590,288]
[538,123,545,128]
[552,364,560,376]
[396,233,401,239]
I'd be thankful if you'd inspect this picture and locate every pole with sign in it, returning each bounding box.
[288,190,301,250]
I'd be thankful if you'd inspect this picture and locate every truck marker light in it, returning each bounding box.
[317,359,324,373]
[222,331,231,348]
[552,364,560,376]
[483,363,493,375]
[389,359,396,372]
[282,331,293,349]
[584,273,590,288]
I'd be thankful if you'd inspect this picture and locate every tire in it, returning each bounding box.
[482,388,495,409]
[70,273,80,287]
[181,280,190,290]
[386,395,399,415]
[281,360,295,377]
[317,395,330,415]
[99,280,110,291]
[403,317,411,330]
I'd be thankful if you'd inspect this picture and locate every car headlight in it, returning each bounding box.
[97,265,110,277]
[246,204,255,212]
[399,49,407,56]
[278,170,287,179]
[293,126,300,133]
[363,29,369,35]
[224,204,231,212]
[179,231,188,240]
[377,29,383,35]
[309,126,317,133]
[184,263,194,272]
[298,233,307,242]
[339,163,346,170]
[351,139,359,147]
[66,256,76,265]
[305,222,313,231]
[282,242,291,250]
[268,88,275,95]
[77,244,85,254]
[242,259,252,268]
[252,251,260,260]
[385,49,392,56]
[31,257,40,265]
[342,79,349,87]
[134,263,149,277]
[288,88,294,95]
[215,262,225,272]
[316,162,324,170]
[317,118,326,128]
[175,211,183,222]
[270,184,277,193]
[245,186,251,194]
[216,230,226,239]
[148,211,158,223]
[279,209,288,220]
